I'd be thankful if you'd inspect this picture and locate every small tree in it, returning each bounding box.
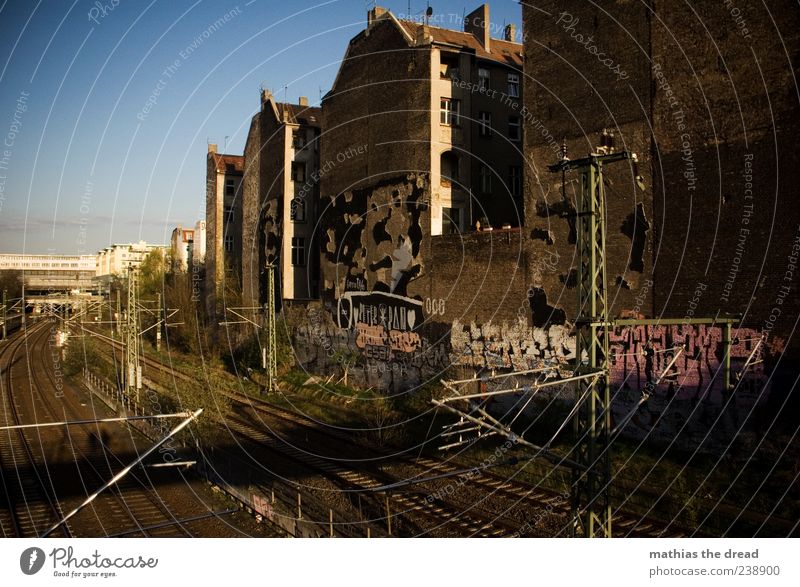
[0,270,22,300]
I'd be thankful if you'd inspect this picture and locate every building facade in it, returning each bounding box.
[242,92,322,311]
[205,144,244,318]
[322,4,524,236]
[169,226,196,271]
[95,242,165,277]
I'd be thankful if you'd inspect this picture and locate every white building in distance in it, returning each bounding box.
[95,241,166,277]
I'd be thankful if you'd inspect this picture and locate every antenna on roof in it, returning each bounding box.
[425,3,432,25]
[224,136,229,152]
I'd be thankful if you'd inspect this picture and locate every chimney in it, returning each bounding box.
[367,6,389,28]
[504,23,516,42]
[416,24,432,46]
[298,96,309,107]
[208,143,217,154]
[464,4,491,52]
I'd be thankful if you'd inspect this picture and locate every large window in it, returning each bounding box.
[440,151,459,186]
[508,116,521,142]
[478,67,491,90]
[292,130,305,150]
[480,165,493,194]
[479,111,492,137]
[291,198,306,222]
[291,162,306,182]
[224,235,234,252]
[225,179,235,196]
[443,207,461,235]
[440,52,459,80]
[440,98,460,126]
[507,73,520,98]
[291,237,305,267]
[509,165,522,197]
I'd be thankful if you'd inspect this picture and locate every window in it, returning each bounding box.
[291,162,306,182]
[480,165,493,194]
[440,151,459,186]
[292,130,305,149]
[478,67,491,90]
[291,198,306,222]
[225,179,235,196]
[224,205,235,223]
[509,165,522,197]
[440,53,459,80]
[508,116,521,141]
[443,207,461,235]
[291,237,305,267]
[440,98,460,126]
[224,235,234,252]
[507,73,520,98]
[479,111,492,137]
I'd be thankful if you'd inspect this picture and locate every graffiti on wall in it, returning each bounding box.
[337,291,424,359]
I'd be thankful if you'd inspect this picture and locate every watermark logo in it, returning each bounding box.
[20,547,46,575]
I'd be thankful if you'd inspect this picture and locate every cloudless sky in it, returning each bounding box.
[0,0,522,254]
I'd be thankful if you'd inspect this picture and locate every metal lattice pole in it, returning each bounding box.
[550,151,630,538]
[124,265,141,408]
[265,263,277,393]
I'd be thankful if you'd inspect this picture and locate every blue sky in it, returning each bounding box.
[0,0,522,254]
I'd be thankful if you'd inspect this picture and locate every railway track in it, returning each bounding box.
[26,322,194,537]
[0,320,73,537]
[2,320,263,538]
[79,324,696,537]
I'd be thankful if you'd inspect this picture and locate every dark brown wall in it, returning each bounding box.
[242,112,262,310]
[522,0,654,322]
[320,18,431,198]
[650,0,800,347]
[523,0,800,367]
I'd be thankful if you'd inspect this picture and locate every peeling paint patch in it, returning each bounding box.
[559,269,577,288]
[535,199,576,244]
[530,228,554,244]
[615,275,632,290]
[620,202,650,273]
[529,287,567,327]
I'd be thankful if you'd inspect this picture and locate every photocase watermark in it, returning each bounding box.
[425,436,519,504]
[145,388,179,463]
[721,153,754,303]
[762,224,800,339]
[394,11,521,41]
[450,77,560,157]
[49,325,66,398]
[682,281,707,327]
[88,0,120,25]
[509,491,569,537]
[555,11,629,81]
[722,0,752,40]
[45,546,158,579]
[305,306,407,378]
[137,6,243,121]
[0,89,29,215]
[294,143,368,210]
[20,547,46,576]
[76,179,93,252]
[653,62,695,195]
